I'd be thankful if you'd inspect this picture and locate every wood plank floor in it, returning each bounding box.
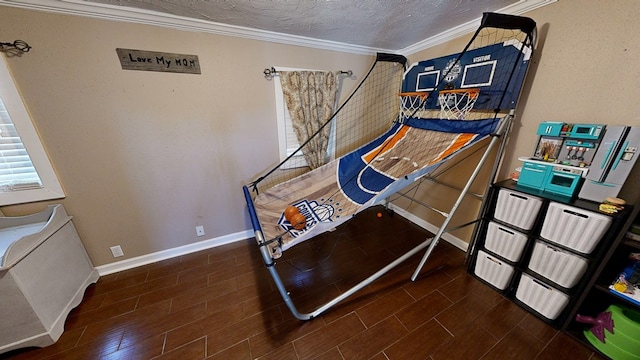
[2,206,606,359]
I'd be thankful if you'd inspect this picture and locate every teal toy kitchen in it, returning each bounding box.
[517,121,640,201]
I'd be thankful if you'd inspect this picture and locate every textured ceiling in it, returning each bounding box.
[83,0,520,50]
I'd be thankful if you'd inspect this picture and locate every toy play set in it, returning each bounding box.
[517,121,640,202]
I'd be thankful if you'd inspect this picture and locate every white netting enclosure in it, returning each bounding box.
[438,89,480,120]
[399,91,429,120]
[249,53,407,194]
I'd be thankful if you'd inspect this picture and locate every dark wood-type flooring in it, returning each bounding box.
[2,206,606,359]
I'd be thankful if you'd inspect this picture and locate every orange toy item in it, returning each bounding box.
[284,205,300,223]
[290,212,307,230]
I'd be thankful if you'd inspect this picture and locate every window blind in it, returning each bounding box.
[0,97,43,191]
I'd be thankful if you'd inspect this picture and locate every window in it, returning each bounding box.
[273,67,337,169]
[0,54,64,205]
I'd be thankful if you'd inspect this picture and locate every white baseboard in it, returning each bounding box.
[388,204,469,252]
[96,207,467,276]
[95,230,253,276]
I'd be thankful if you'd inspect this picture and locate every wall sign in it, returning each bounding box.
[116,48,201,74]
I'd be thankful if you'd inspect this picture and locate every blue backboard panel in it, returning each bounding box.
[402,40,531,111]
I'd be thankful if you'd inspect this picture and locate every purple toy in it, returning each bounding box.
[576,311,614,343]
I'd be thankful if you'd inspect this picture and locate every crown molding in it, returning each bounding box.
[0,0,389,55]
[1,0,555,56]
[399,0,557,56]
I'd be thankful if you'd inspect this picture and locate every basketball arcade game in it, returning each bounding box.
[395,17,535,280]
[243,13,537,320]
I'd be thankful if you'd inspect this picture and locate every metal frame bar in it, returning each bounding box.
[418,177,484,201]
[466,110,515,262]
[243,185,435,320]
[270,234,433,320]
[411,113,513,280]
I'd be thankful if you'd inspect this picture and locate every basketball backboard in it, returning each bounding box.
[402,40,531,111]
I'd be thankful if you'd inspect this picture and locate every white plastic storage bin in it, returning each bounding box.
[493,189,543,230]
[540,203,612,254]
[474,250,515,290]
[515,273,570,320]
[484,221,528,262]
[528,241,589,288]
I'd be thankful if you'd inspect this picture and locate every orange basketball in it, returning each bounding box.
[284,205,299,222]
[290,212,306,230]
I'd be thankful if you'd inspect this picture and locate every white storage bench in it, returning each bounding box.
[0,204,98,354]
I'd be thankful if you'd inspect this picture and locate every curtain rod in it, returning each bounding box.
[0,40,31,55]
[263,67,352,80]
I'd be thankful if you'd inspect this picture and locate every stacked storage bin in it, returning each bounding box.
[516,202,612,321]
[470,181,630,331]
[474,188,542,292]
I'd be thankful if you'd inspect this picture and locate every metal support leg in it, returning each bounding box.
[269,235,434,320]
[410,118,510,281]
[466,111,515,262]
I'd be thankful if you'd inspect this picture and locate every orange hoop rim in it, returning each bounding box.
[398,91,429,98]
[438,88,480,95]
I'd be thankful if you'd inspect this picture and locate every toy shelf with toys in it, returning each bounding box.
[469,120,640,358]
[467,179,633,329]
[565,206,640,359]
[627,223,640,243]
[609,252,640,307]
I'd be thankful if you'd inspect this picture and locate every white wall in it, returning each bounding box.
[0,6,373,266]
[402,0,640,244]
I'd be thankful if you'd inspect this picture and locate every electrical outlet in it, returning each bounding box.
[196,225,205,237]
[110,245,124,258]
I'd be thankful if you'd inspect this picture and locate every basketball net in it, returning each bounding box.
[438,88,480,120]
[399,92,428,119]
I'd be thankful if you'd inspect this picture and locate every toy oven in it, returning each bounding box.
[519,161,585,197]
[544,166,583,197]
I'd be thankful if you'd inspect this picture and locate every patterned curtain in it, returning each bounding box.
[279,71,338,169]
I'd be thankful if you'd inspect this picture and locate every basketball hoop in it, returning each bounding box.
[399,91,429,117]
[438,88,480,120]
